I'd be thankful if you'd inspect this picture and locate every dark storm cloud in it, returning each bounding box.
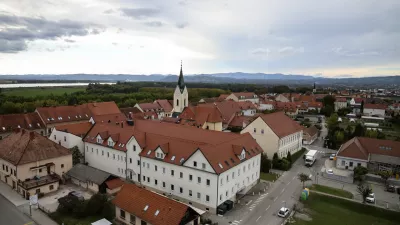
[120,8,160,20]
[0,14,103,53]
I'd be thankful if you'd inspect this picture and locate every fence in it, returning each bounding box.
[321,172,354,184]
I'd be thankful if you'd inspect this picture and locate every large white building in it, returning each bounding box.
[364,104,386,117]
[49,122,93,154]
[241,112,303,158]
[83,119,262,213]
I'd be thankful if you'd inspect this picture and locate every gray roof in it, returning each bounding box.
[67,164,112,185]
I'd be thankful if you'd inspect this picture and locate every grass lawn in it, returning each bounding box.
[260,172,280,182]
[294,193,400,225]
[309,184,353,199]
[292,148,306,163]
[49,212,106,225]
[2,86,86,97]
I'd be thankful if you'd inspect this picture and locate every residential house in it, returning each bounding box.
[274,102,298,117]
[0,112,45,140]
[198,97,218,103]
[154,100,174,117]
[113,183,201,225]
[364,104,387,117]
[274,94,290,103]
[237,101,257,116]
[49,122,93,154]
[179,106,223,131]
[258,99,275,111]
[225,92,259,104]
[66,164,118,193]
[241,112,303,158]
[227,115,254,131]
[307,102,323,113]
[0,129,72,199]
[334,98,348,112]
[84,119,262,213]
[217,94,229,102]
[134,103,166,120]
[349,98,364,114]
[336,137,400,174]
[303,126,319,145]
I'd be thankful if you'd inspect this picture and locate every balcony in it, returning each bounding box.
[18,173,60,190]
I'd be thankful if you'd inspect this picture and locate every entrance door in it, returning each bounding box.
[47,166,51,175]
[12,181,16,189]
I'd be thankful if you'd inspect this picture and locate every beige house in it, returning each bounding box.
[241,112,303,158]
[226,92,259,104]
[303,126,319,145]
[113,183,201,225]
[0,129,72,199]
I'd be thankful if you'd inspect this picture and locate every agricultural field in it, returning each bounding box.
[2,86,86,97]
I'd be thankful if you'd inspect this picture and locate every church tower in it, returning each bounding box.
[173,61,188,114]
[313,82,317,93]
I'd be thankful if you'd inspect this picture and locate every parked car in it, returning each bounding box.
[277,207,290,218]
[327,169,334,175]
[366,193,375,203]
[68,191,84,201]
[385,185,395,193]
[329,154,336,160]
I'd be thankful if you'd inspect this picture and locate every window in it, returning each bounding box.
[177,99,179,106]
[49,185,54,190]
[137,160,140,166]
[206,195,210,202]
[197,192,201,199]
[155,165,158,171]
[189,174,193,181]
[107,152,109,158]
[357,163,361,167]
[162,167,166,174]
[130,215,135,224]
[120,209,125,219]
[141,221,147,225]
[180,172,183,178]
[206,179,210,186]
[189,190,192,197]
[155,179,158,185]
[61,164,64,168]
[113,154,115,159]
[171,184,174,191]
[143,162,145,167]
[198,177,201,183]
[226,175,229,182]
[147,177,150,183]
[171,170,174,176]
[64,136,66,142]
[219,194,222,201]
[253,128,256,133]
[180,187,183,193]
[193,161,197,167]
[147,163,149,169]
[261,129,264,134]
[232,172,235,179]
[133,145,136,151]
[202,163,206,169]
[39,168,42,173]
[349,162,354,167]
[143,175,146,181]
[226,191,228,197]
[162,182,166,188]
[220,178,223,186]
[97,149,99,155]
[54,135,56,140]
[130,158,132,164]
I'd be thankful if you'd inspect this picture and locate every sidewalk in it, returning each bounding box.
[0,181,58,225]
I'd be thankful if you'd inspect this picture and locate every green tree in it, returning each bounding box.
[360,100,364,114]
[260,153,271,173]
[70,146,83,165]
[326,113,339,132]
[335,131,344,143]
[353,123,365,137]
[357,183,372,203]
[286,152,292,164]
[322,95,336,108]
[379,171,392,185]
[353,166,368,183]
[298,173,312,188]
[365,129,378,138]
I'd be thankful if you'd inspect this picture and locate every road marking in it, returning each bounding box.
[245,200,252,206]
[273,196,278,202]
[287,181,291,185]
[256,216,262,222]
[292,176,296,180]
[231,220,241,225]
[280,188,285,194]
[265,205,270,211]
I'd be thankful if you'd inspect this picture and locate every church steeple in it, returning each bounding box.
[178,61,185,93]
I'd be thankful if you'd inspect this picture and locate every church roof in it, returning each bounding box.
[177,62,185,93]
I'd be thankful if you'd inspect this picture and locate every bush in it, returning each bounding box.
[86,193,108,215]
[260,153,271,173]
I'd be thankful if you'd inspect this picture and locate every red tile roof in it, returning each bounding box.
[303,126,319,137]
[237,101,257,110]
[92,113,127,124]
[275,102,297,112]
[180,106,223,126]
[337,137,400,160]
[0,129,71,165]
[0,112,44,134]
[299,95,315,103]
[308,102,322,108]
[138,103,164,111]
[231,92,257,99]
[113,184,199,225]
[86,102,121,115]
[201,101,242,124]
[105,178,125,190]
[259,112,303,138]
[155,99,173,112]
[54,122,93,137]
[335,97,347,102]
[228,115,254,128]
[364,104,387,110]
[218,94,229,101]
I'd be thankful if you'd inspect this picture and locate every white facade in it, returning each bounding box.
[241,109,256,116]
[258,103,275,111]
[49,128,85,153]
[336,156,368,170]
[334,101,347,112]
[275,94,290,102]
[241,117,302,158]
[364,108,385,117]
[134,104,165,120]
[173,86,189,113]
[226,94,259,104]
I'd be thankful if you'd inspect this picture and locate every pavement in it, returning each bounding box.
[0,180,58,225]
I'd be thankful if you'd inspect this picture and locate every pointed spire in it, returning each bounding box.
[178,60,185,93]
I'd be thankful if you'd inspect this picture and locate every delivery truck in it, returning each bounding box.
[305,150,317,167]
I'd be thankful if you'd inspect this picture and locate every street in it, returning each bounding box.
[0,194,35,225]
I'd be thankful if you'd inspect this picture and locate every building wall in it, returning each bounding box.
[202,122,223,131]
[303,133,317,145]
[336,156,368,170]
[278,131,303,158]
[241,117,279,158]
[225,94,239,102]
[334,102,347,112]
[258,103,274,111]
[275,95,290,102]
[0,159,18,189]
[173,86,189,113]
[364,108,385,117]
[242,109,256,116]
[126,137,142,183]
[17,155,72,181]
[49,129,85,153]
[22,182,59,197]
[84,142,127,179]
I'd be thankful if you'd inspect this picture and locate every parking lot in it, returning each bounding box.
[38,183,93,213]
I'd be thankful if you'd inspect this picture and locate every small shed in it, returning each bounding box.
[91,218,112,225]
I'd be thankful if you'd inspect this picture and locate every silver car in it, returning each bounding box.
[278,207,290,218]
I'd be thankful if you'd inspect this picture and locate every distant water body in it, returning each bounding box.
[0,83,115,88]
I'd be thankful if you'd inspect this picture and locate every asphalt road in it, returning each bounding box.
[0,194,35,225]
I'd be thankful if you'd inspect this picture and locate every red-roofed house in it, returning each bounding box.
[237,101,257,116]
[0,112,45,140]
[49,122,93,154]
[364,104,387,117]
[334,97,348,112]
[179,105,223,131]
[113,184,200,225]
[336,137,400,174]
[274,102,298,117]
[226,92,259,104]
[241,112,303,158]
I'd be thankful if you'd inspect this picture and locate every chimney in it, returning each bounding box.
[29,131,35,140]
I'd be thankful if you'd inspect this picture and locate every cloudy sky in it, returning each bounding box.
[0,0,399,77]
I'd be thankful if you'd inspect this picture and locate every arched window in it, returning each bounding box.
[184,99,186,106]
[177,99,179,106]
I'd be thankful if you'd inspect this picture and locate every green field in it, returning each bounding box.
[2,86,86,97]
[294,193,400,225]
[309,184,353,199]
[260,172,280,182]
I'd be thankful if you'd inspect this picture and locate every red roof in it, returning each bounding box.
[237,101,257,110]
[228,115,254,128]
[92,113,127,124]
[298,95,315,103]
[364,104,387,110]
[303,126,319,137]
[308,102,322,108]
[112,184,199,225]
[138,103,164,111]
[0,112,44,134]
[180,106,223,126]
[155,99,173,112]
[0,129,71,165]
[201,101,241,124]
[54,122,92,137]
[275,102,297,112]
[232,92,257,99]
[105,178,125,190]
[337,137,400,160]
[218,94,229,101]
[259,112,303,138]
[336,98,347,102]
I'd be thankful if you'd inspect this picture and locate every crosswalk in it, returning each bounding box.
[230,219,242,225]
[249,192,268,211]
